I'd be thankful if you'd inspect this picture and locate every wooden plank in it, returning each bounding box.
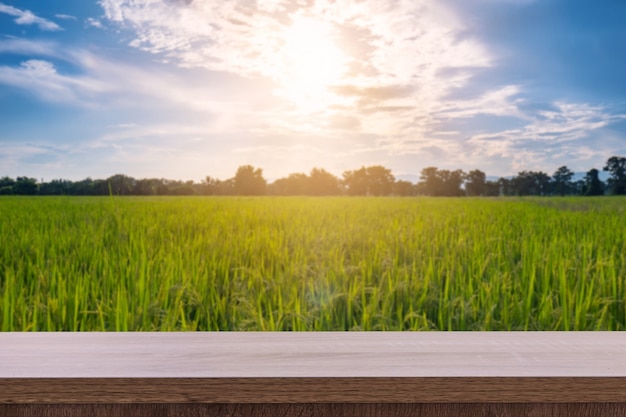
[1,332,626,404]
[2,403,626,417]
[2,377,626,403]
[2,332,626,377]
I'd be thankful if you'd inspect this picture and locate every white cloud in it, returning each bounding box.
[466,101,625,174]
[55,14,77,21]
[0,59,111,104]
[0,2,61,31]
[0,142,71,176]
[86,18,105,29]
[3,1,624,180]
[514,102,619,144]
[0,38,59,56]
[99,0,492,126]
[110,123,138,129]
[436,85,526,120]
[97,0,545,178]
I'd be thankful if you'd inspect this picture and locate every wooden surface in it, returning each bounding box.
[1,332,626,406]
[3,377,626,403]
[2,332,626,377]
[2,403,626,417]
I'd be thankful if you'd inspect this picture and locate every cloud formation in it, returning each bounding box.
[466,102,624,173]
[0,2,61,31]
[55,14,77,21]
[0,58,110,104]
[2,0,625,181]
[99,0,491,118]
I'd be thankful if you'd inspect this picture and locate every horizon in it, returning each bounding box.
[1,0,626,182]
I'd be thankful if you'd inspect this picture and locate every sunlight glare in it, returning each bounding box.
[278,15,347,110]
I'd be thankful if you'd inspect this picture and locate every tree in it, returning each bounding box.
[0,176,15,195]
[603,156,626,195]
[202,176,219,195]
[308,168,340,195]
[365,165,395,196]
[439,169,465,196]
[572,179,586,196]
[39,179,71,195]
[342,165,394,196]
[133,178,164,196]
[168,180,196,195]
[535,172,552,196]
[393,180,415,196]
[484,180,501,196]
[417,167,464,196]
[234,165,266,195]
[465,169,486,196]
[269,173,308,195]
[342,167,368,196]
[68,177,97,195]
[417,167,443,196]
[511,171,550,196]
[498,177,513,196]
[552,165,574,196]
[14,177,38,195]
[583,168,605,196]
[106,174,135,195]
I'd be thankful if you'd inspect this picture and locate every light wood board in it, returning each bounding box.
[1,332,625,404]
[1,332,625,377]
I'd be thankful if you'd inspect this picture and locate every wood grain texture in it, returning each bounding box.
[2,377,626,403]
[2,332,626,377]
[2,403,626,417]
[1,332,626,408]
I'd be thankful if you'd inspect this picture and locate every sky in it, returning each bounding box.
[1,0,625,182]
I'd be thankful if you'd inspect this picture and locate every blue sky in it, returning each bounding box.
[1,0,625,182]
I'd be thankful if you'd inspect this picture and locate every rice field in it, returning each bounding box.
[1,196,625,331]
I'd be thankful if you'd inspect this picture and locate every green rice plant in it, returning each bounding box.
[0,196,625,331]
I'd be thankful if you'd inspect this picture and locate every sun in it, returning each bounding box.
[277,15,347,110]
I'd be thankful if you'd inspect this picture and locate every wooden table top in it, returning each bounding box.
[1,331,625,377]
[1,332,626,403]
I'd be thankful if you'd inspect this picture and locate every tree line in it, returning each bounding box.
[1,156,625,197]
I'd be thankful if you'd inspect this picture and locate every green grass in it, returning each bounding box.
[1,196,625,331]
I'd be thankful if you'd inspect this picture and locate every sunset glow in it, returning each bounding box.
[0,0,625,181]
[278,15,346,109]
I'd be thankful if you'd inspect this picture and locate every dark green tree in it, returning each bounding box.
[133,178,165,195]
[498,177,513,196]
[14,177,38,195]
[552,165,575,196]
[106,174,136,195]
[39,179,72,195]
[583,168,605,196]
[0,176,15,195]
[69,178,97,195]
[484,180,501,196]
[603,156,626,195]
[511,171,550,196]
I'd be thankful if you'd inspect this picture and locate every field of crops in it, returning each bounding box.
[1,196,625,331]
